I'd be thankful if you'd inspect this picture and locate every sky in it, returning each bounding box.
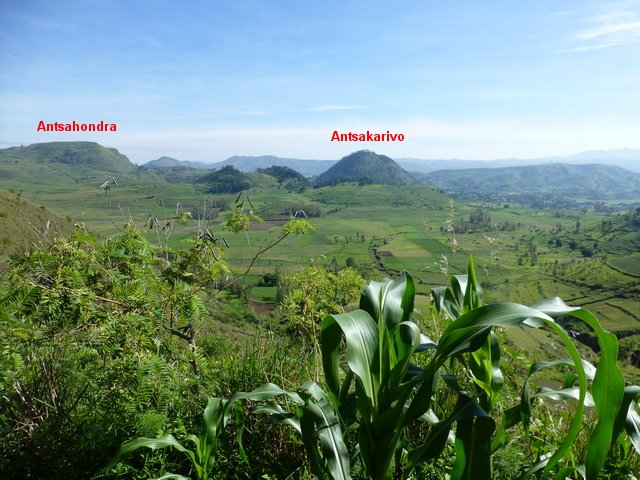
[1,0,640,164]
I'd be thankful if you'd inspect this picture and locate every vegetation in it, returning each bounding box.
[110,261,640,479]
[1,141,640,478]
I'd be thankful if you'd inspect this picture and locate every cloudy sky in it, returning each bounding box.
[1,0,639,164]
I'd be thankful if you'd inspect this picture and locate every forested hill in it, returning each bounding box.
[314,150,416,187]
[423,163,640,200]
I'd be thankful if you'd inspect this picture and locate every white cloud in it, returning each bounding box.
[564,4,640,51]
[573,20,640,40]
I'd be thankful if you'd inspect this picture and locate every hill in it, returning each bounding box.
[197,165,251,193]
[0,142,136,185]
[423,163,640,201]
[0,188,76,258]
[314,151,416,187]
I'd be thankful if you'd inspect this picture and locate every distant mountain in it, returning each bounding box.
[314,150,416,187]
[558,149,640,172]
[212,155,336,176]
[424,163,640,200]
[398,148,640,173]
[143,156,213,169]
[143,148,640,177]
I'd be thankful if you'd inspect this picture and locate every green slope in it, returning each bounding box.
[0,188,76,258]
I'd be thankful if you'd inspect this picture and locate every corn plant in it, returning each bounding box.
[110,258,640,479]
[108,396,237,480]
[235,258,639,480]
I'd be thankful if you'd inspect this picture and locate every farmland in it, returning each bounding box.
[3,163,639,377]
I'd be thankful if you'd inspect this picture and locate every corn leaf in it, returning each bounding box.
[305,400,351,480]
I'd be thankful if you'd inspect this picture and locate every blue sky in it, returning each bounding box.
[1,0,639,164]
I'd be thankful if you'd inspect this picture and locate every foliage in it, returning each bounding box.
[108,397,243,480]
[0,195,313,479]
[0,227,215,479]
[212,259,640,480]
[279,264,363,343]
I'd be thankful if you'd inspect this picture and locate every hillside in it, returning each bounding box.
[0,188,76,258]
[0,142,136,186]
[424,163,640,200]
[314,151,416,187]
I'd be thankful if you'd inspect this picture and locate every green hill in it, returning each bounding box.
[424,163,640,200]
[314,150,416,187]
[0,188,76,258]
[0,142,136,186]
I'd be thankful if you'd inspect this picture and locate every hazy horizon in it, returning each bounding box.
[2,1,640,164]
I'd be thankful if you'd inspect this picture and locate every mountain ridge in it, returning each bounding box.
[142,148,640,175]
[424,162,640,200]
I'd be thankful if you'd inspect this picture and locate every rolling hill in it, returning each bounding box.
[314,150,416,187]
[423,163,640,200]
[0,142,137,186]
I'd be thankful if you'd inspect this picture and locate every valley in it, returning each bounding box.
[1,142,639,378]
[2,141,640,479]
